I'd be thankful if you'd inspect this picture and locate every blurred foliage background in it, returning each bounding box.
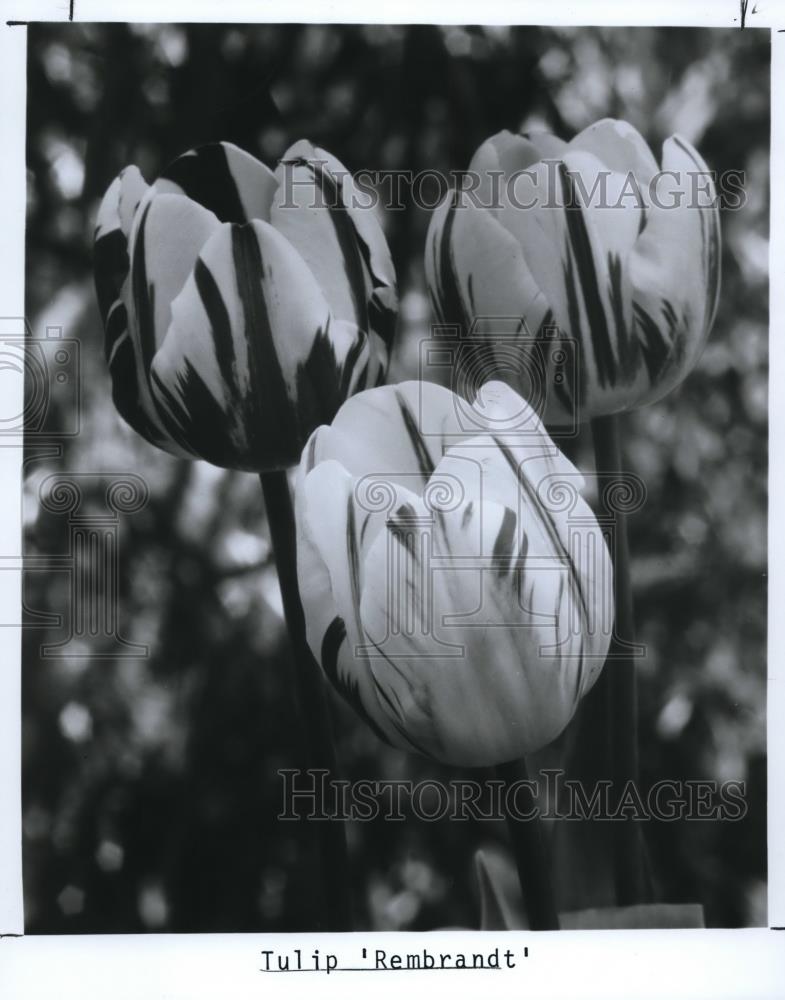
[23,23,768,932]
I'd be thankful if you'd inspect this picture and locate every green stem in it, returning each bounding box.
[260,469,352,932]
[590,414,648,907]
[496,758,560,930]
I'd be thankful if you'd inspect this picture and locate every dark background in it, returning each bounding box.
[23,23,768,931]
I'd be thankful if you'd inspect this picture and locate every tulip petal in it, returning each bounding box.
[467,130,568,216]
[522,130,569,162]
[272,140,397,370]
[94,171,198,454]
[94,165,148,244]
[296,141,398,358]
[297,459,415,748]
[469,129,565,180]
[490,435,611,659]
[359,492,513,762]
[568,118,659,189]
[424,192,463,327]
[498,151,645,413]
[456,202,569,412]
[433,382,582,511]
[271,150,363,327]
[94,166,149,336]
[359,481,610,765]
[425,190,576,424]
[151,219,365,470]
[302,380,464,489]
[94,167,164,445]
[425,190,548,327]
[627,135,721,406]
[125,191,224,453]
[469,378,560,439]
[430,408,603,670]
[116,165,149,237]
[450,200,548,329]
[155,141,278,224]
[129,192,221,365]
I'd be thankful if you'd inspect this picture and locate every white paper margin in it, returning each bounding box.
[0,16,26,939]
[1,2,783,998]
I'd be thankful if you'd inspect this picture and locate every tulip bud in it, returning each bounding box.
[425,119,721,423]
[93,140,397,470]
[295,379,613,766]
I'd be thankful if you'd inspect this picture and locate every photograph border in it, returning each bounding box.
[1,2,783,996]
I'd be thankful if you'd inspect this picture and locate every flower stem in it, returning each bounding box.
[496,758,560,930]
[259,469,352,932]
[590,414,648,907]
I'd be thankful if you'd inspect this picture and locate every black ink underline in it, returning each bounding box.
[260,965,502,973]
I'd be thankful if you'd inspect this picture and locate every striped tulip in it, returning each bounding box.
[425,119,721,423]
[93,140,397,470]
[295,379,613,766]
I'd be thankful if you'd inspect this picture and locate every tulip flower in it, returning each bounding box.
[93,139,397,470]
[295,379,613,766]
[425,118,721,423]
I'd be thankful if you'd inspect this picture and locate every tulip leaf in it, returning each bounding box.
[560,903,705,930]
[474,848,527,930]
[474,848,705,931]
